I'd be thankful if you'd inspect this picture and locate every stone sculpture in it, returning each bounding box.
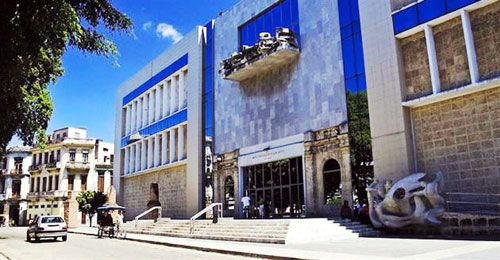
[366,172,445,228]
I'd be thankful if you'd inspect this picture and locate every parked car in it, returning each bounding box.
[27,216,68,242]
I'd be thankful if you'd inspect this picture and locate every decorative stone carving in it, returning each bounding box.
[366,172,445,228]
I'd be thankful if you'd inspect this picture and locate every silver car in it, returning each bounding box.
[27,215,68,242]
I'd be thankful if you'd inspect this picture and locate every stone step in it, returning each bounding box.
[142,227,289,236]
[129,230,285,244]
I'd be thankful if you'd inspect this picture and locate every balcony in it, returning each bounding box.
[9,169,29,177]
[46,162,61,170]
[220,28,300,82]
[29,165,42,172]
[27,190,67,199]
[65,161,90,170]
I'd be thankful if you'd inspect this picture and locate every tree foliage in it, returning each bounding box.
[346,90,374,204]
[0,0,133,155]
[76,190,107,226]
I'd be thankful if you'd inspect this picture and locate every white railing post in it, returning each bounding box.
[134,206,162,228]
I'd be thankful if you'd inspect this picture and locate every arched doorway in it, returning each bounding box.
[223,176,235,216]
[323,159,342,206]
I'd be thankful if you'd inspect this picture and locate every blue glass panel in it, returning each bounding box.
[354,33,365,74]
[205,68,213,92]
[264,11,274,35]
[418,0,446,23]
[281,0,292,28]
[205,128,213,138]
[205,96,213,128]
[291,0,300,26]
[393,5,419,34]
[338,0,351,27]
[256,16,264,35]
[123,54,188,105]
[445,0,477,12]
[240,26,248,46]
[352,20,361,35]
[342,37,356,78]
[357,74,367,92]
[349,0,360,21]
[272,5,282,28]
[341,25,352,39]
[345,77,358,93]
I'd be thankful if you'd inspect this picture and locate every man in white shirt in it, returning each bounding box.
[241,192,251,219]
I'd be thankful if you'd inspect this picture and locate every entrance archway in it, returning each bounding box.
[223,176,235,216]
[323,159,341,205]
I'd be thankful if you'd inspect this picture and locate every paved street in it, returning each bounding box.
[0,227,257,260]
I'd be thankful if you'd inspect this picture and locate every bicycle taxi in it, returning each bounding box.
[97,204,126,239]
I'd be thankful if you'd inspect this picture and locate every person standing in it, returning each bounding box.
[241,192,251,219]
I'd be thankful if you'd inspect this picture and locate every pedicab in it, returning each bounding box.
[97,204,126,239]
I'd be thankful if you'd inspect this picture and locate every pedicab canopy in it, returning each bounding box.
[97,186,126,211]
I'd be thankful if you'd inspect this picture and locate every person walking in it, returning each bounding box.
[241,192,251,219]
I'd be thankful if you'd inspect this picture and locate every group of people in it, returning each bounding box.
[340,199,370,224]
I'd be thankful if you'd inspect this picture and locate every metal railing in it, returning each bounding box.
[134,206,162,228]
[189,203,223,233]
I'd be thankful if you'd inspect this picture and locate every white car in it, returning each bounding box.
[27,215,68,242]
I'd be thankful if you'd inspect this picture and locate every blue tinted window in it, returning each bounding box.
[338,0,351,27]
[445,0,477,12]
[418,0,446,23]
[239,0,300,47]
[393,5,419,34]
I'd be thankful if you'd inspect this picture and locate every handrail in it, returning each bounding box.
[189,203,223,233]
[134,206,162,228]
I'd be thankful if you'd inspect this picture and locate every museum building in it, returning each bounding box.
[115,0,368,219]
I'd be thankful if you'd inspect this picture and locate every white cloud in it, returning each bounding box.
[156,23,183,43]
[142,21,152,31]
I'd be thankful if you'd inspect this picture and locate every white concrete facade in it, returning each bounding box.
[114,27,204,218]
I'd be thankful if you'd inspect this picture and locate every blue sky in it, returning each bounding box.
[9,0,240,147]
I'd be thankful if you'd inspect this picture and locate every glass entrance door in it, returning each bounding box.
[244,157,304,218]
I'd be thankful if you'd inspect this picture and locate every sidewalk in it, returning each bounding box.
[69,226,500,260]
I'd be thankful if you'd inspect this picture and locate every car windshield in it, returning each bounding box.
[41,217,64,224]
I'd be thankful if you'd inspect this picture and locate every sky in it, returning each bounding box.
[9,0,240,147]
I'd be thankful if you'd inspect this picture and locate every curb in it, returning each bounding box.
[68,230,310,260]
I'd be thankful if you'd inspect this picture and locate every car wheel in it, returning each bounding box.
[35,236,40,242]
[62,235,67,242]
[27,233,31,242]
[53,237,58,241]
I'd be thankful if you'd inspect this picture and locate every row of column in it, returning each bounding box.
[423,9,479,95]
[123,124,187,175]
[31,175,59,192]
[124,68,188,136]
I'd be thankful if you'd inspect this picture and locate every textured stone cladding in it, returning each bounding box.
[214,0,347,154]
[470,1,500,81]
[434,17,470,91]
[123,165,187,219]
[400,32,433,100]
[412,88,500,194]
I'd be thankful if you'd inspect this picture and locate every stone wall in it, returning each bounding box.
[470,1,500,81]
[304,124,352,217]
[122,164,187,220]
[412,88,500,194]
[213,150,239,218]
[400,32,433,100]
[434,17,470,91]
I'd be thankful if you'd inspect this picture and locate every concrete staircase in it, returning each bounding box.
[127,218,380,244]
[332,219,381,237]
[128,219,289,244]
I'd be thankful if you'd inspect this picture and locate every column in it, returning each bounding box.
[424,24,440,94]
[169,130,176,163]
[125,106,130,134]
[149,92,155,124]
[170,76,177,114]
[103,171,111,193]
[131,101,136,132]
[141,139,147,170]
[178,70,185,110]
[461,9,479,84]
[124,147,129,175]
[129,146,135,174]
[147,137,154,168]
[177,125,184,160]
[52,175,57,191]
[153,135,160,167]
[156,87,162,121]
[161,132,168,165]
[142,96,148,128]
[137,99,142,129]
[163,81,169,117]
[135,142,141,172]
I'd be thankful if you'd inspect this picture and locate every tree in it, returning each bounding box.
[76,190,107,227]
[0,0,133,155]
[346,90,374,204]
